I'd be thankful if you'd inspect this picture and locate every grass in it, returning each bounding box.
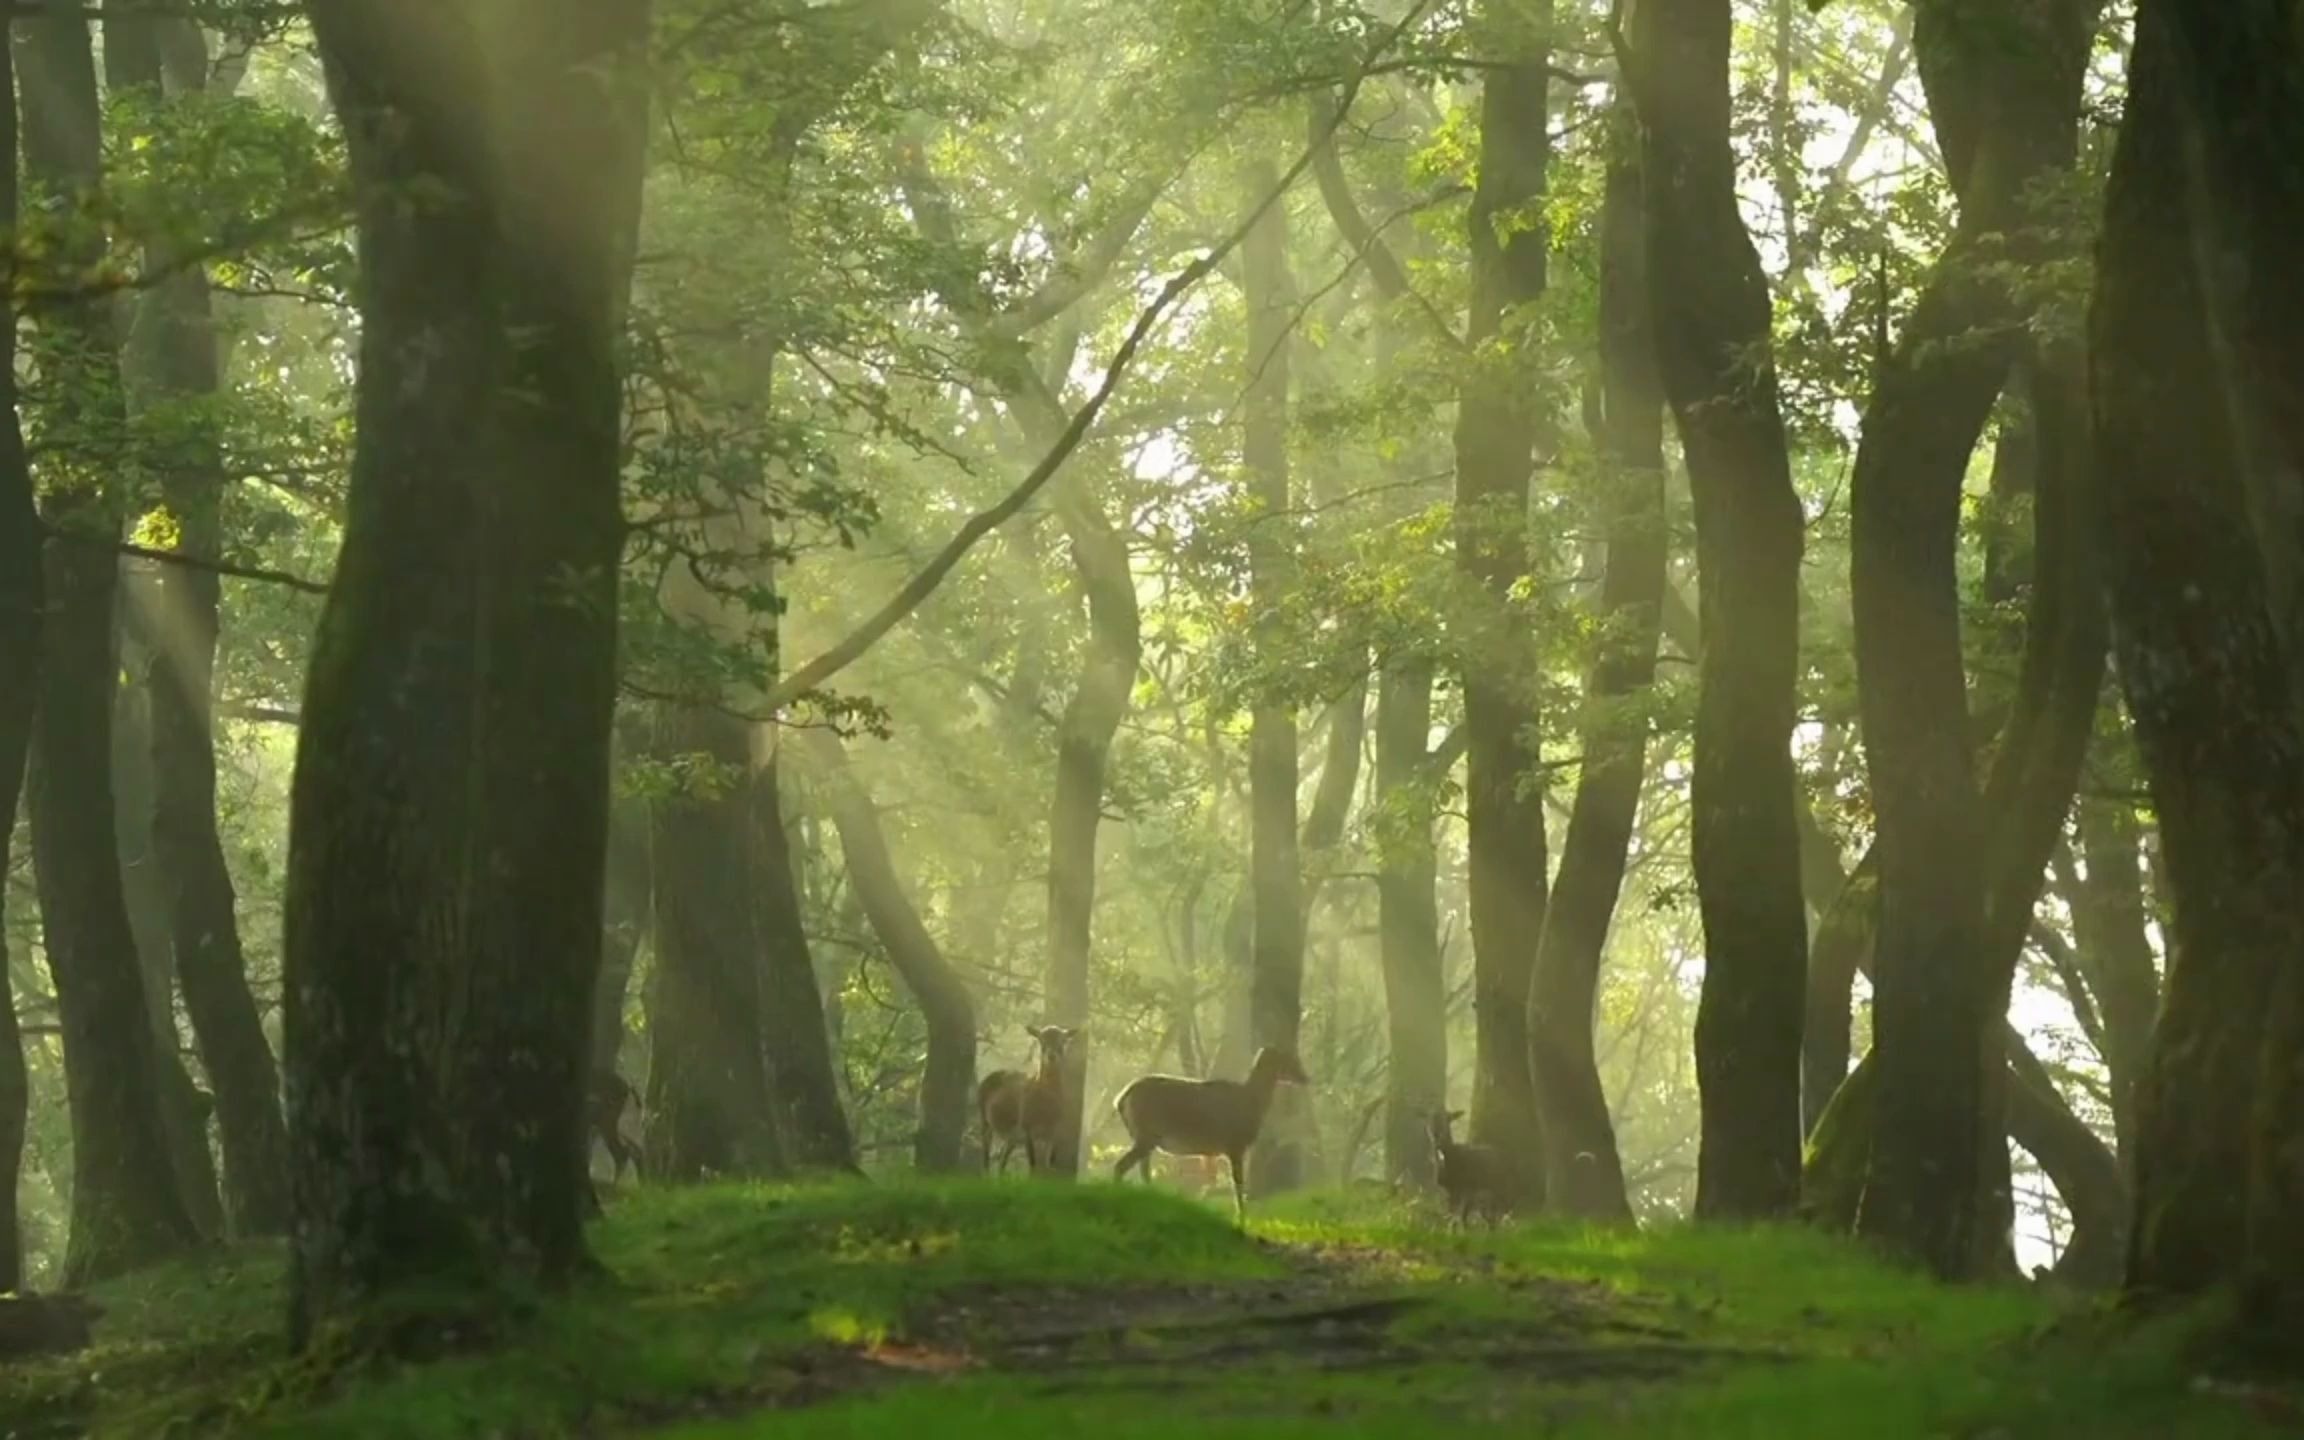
[0,1178,2292,1438]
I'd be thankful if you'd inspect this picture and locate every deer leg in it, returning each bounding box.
[1227,1151,1247,1219]
[1114,1140,1152,1183]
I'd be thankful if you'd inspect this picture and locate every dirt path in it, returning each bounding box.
[653,1234,1780,1429]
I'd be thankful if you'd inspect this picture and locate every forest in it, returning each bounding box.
[0,0,2300,1434]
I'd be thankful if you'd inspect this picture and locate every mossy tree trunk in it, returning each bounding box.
[1632,0,1807,1220]
[16,0,199,1285]
[2092,0,2304,1358]
[751,747,858,1173]
[106,13,294,1240]
[283,0,651,1345]
[1375,661,1446,1189]
[1527,110,1662,1222]
[1453,0,1554,1200]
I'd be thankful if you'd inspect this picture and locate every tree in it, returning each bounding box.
[1453,0,1553,1197]
[0,27,40,1296]
[2091,0,2304,1359]
[108,7,294,1240]
[1240,155,1308,1196]
[1849,0,2102,1278]
[281,0,652,1343]
[1527,104,1662,1222]
[1628,0,1807,1220]
[16,0,201,1284]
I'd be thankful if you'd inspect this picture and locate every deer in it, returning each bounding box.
[1110,1046,1311,1217]
[978,1024,1078,1174]
[1427,1107,1511,1227]
[591,1067,642,1183]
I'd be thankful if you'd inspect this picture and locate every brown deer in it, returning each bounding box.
[1427,1107,1511,1227]
[978,1025,1078,1174]
[591,1067,641,1183]
[1110,1046,1310,1216]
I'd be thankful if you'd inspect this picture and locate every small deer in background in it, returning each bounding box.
[1427,1108,1511,1227]
[1110,1046,1310,1217]
[978,1024,1079,1174]
[591,1067,642,1183]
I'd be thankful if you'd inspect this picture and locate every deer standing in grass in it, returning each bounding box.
[978,1025,1078,1174]
[1110,1046,1310,1216]
[1427,1107,1511,1227]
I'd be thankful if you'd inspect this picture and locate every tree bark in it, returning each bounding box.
[595,790,650,1079]
[1375,661,1446,1188]
[1453,0,1553,1197]
[1847,0,2098,1276]
[0,28,39,1295]
[283,0,651,1345]
[1527,115,1661,1222]
[2064,794,2159,1171]
[107,17,293,1240]
[645,710,782,1181]
[2092,0,2304,1356]
[1241,156,1307,1197]
[803,732,979,1173]
[750,745,858,1173]
[1632,0,1807,1220]
[16,0,200,1285]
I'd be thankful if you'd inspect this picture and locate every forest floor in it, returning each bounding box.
[2,1178,2298,1438]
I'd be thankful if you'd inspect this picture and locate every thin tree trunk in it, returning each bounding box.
[2064,793,2159,1172]
[16,1,200,1284]
[1453,0,1553,1198]
[1242,156,1306,1197]
[103,17,294,1239]
[751,745,857,1172]
[0,28,40,1294]
[1375,661,1444,1187]
[1632,0,1808,1220]
[595,792,650,1080]
[283,0,650,1344]
[110,653,226,1241]
[1527,113,1661,1222]
[803,732,979,1173]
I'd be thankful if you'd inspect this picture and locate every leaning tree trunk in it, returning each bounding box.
[1632,0,1808,1220]
[110,656,227,1241]
[102,17,294,1240]
[805,732,979,1172]
[1452,2,1553,1200]
[1241,156,1307,1198]
[282,0,650,1345]
[1849,0,2100,1279]
[16,2,199,1285]
[2093,0,2304,1356]
[0,30,39,1295]
[2065,791,2160,1172]
[1527,107,1663,1223]
[750,744,858,1173]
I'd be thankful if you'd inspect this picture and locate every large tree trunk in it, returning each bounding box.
[1452,0,1553,1197]
[2093,0,2304,1356]
[102,19,295,1240]
[1849,0,2100,1279]
[1527,115,1661,1223]
[750,746,857,1172]
[16,1,200,1285]
[0,31,40,1295]
[282,0,650,1345]
[1632,0,1807,1220]
[644,709,782,1181]
[804,732,978,1173]
[1241,156,1307,1198]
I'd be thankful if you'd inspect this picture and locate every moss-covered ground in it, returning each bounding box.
[2,1179,2295,1437]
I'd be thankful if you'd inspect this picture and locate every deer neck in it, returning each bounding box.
[1245,1066,1285,1126]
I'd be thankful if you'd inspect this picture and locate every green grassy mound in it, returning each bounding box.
[0,1179,2290,1438]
